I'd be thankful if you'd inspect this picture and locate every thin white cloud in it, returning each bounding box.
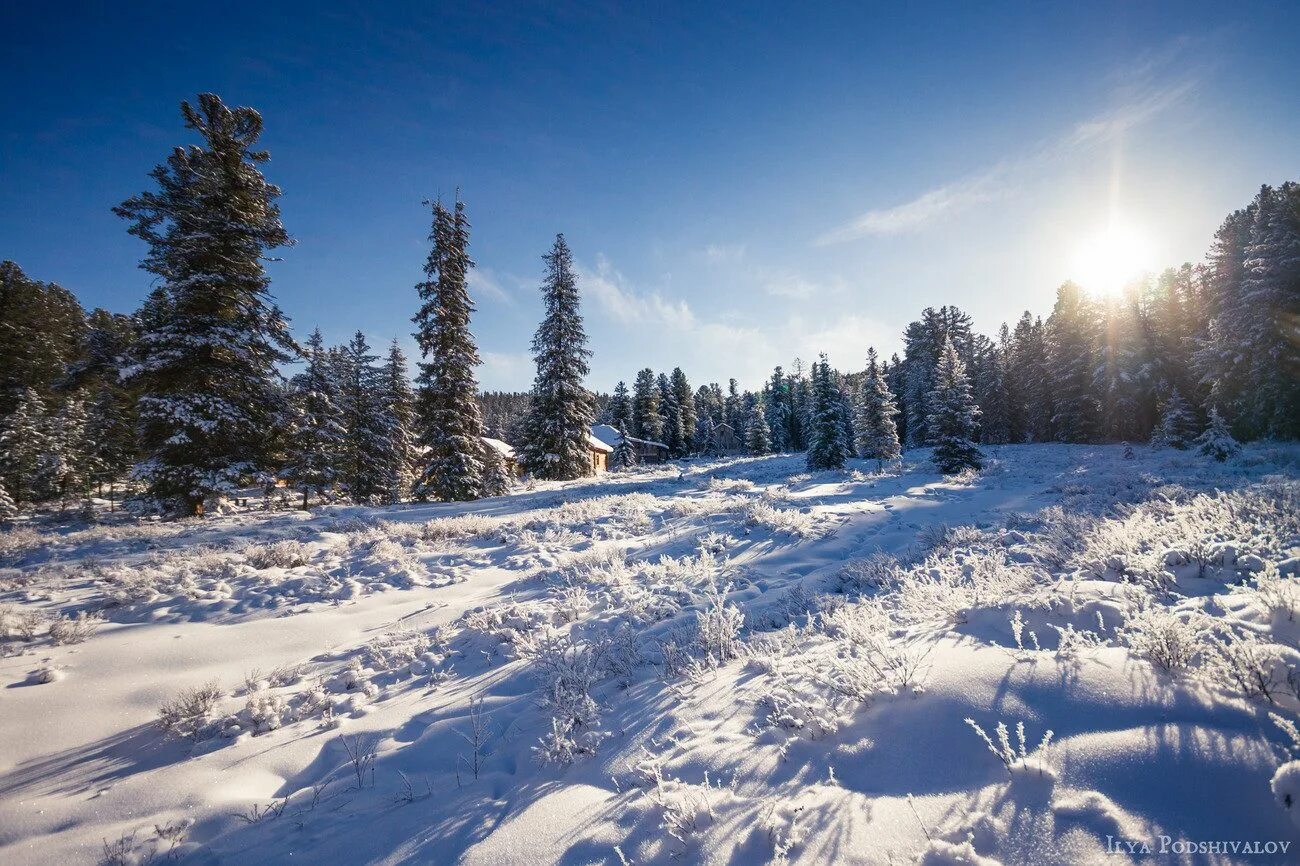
[579,254,696,330]
[467,266,512,305]
[703,243,747,264]
[817,66,1197,245]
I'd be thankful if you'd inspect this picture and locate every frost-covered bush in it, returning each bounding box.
[965,718,1054,775]
[1203,626,1284,703]
[48,610,103,645]
[741,500,823,538]
[822,600,931,694]
[243,692,290,734]
[759,677,841,739]
[836,551,900,594]
[1250,565,1300,622]
[157,680,225,741]
[692,582,745,663]
[1272,762,1300,828]
[245,540,310,569]
[419,513,502,543]
[1030,506,1095,569]
[1119,606,1207,672]
[0,526,40,563]
[524,632,609,764]
[888,550,1037,626]
[0,604,46,640]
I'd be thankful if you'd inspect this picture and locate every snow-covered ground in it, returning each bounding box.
[2,444,1300,865]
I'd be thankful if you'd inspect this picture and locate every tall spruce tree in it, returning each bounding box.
[854,348,902,472]
[0,388,49,504]
[518,234,597,479]
[412,197,486,501]
[610,420,638,470]
[379,340,417,503]
[1152,388,1198,449]
[339,331,389,502]
[608,381,634,433]
[745,399,773,455]
[806,355,848,471]
[657,372,685,455]
[284,329,346,507]
[926,337,983,473]
[632,368,663,442]
[670,368,696,456]
[114,93,295,515]
[1046,282,1100,442]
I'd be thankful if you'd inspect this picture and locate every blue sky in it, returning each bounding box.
[3,2,1297,390]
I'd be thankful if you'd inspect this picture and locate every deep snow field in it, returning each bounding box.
[3,444,1300,865]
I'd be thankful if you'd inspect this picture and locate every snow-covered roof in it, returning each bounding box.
[586,432,613,453]
[481,437,516,459]
[590,423,668,450]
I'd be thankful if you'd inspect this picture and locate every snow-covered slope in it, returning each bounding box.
[2,444,1299,864]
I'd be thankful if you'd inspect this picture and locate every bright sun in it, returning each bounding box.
[1070,220,1155,297]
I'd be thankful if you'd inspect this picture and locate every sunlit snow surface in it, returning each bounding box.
[2,443,1298,864]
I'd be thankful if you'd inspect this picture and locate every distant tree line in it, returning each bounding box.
[1,92,1295,516]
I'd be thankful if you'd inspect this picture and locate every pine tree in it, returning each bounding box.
[608,381,634,434]
[0,480,15,520]
[1046,282,1099,442]
[0,388,49,504]
[284,329,346,507]
[670,368,696,456]
[806,355,848,471]
[854,348,902,472]
[338,332,389,502]
[412,197,486,501]
[1198,183,1300,439]
[518,234,597,480]
[657,372,685,456]
[36,397,91,509]
[745,399,772,455]
[0,261,88,417]
[1196,406,1241,462]
[610,421,638,470]
[378,340,417,503]
[632,368,663,442]
[480,441,513,496]
[926,337,983,474]
[114,94,296,515]
[765,366,789,452]
[1152,388,1198,450]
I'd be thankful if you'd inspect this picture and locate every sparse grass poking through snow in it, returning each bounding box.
[48,610,103,644]
[157,680,225,742]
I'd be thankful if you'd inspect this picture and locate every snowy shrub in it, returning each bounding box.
[741,500,823,538]
[630,751,717,851]
[759,677,841,739]
[822,600,931,694]
[0,605,46,641]
[157,680,225,741]
[1203,626,1284,703]
[693,582,745,663]
[964,718,1054,775]
[1250,564,1300,622]
[244,692,290,734]
[418,513,502,543]
[1030,506,1094,568]
[888,551,1037,626]
[1119,607,1207,672]
[915,523,984,556]
[245,540,310,569]
[521,632,608,761]
[706,477,755,494]
[1045,622,1104,659]
[48,610,103,645]
[836,551,900,593]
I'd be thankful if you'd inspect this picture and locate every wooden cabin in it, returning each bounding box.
[590,424,670,464]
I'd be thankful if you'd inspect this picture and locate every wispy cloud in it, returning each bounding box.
[467,266,513,305]
[817,55,1198,245]
[703,243,747,264]
[579,254,696,329]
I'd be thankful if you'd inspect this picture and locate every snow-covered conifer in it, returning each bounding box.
[608,381,633,434]
[632,369,663,443]
[114,94,296,515]
[926,336,983,473]
[610,421,638,470]
[338,331,389,502]
[36,397,91,508]
[378,340,417,503]
[1152,388,1198,450]
[745,400,772,455]
[518,234,596,480]
[284,329,346,507]
[412,197,486,501]
[0,479,15,520]
[0,388,49,504]
[806,356,848,471]
[670,368,695,455]
[1196,406,1240,462]
[480,441,512,496]
[854,348,902,472]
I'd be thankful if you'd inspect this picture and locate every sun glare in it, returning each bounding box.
[1070,220,1155,297]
